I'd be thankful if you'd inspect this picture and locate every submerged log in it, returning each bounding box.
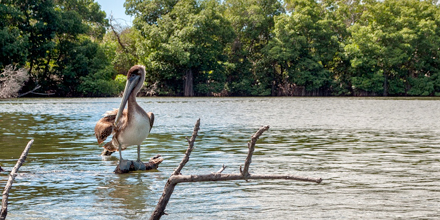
[114,155,163,174]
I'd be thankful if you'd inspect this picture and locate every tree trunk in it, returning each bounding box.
[383,73,388,96]
[184,69,194,97]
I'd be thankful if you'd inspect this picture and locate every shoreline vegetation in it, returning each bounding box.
[1,0,440,98]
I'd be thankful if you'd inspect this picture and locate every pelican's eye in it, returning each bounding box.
[132,69,140,75]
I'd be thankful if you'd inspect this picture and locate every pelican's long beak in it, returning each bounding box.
[114,74,141,126]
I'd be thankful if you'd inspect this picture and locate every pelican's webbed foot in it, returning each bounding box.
[115,159,147,173]
[134,160,146,170]
[117,159,131,173]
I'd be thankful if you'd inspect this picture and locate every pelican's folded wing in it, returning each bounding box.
[95,114,116,144]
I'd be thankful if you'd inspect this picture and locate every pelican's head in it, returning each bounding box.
[126,65,146,93]
[114,65,146,126]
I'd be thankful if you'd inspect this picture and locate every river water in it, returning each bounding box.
[0,97,439,219]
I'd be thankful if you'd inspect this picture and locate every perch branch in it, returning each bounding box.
[1,140,33,220]
[150,120,322,220]
[114,154,164,174]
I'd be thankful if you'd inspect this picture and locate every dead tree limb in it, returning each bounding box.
[1,140,33,220]
[172,118,200,176]
[241,125,269,178]
[150,121,322,220]
[168,173,322,184]
[17,85,55,97]
[17,85,41,97]
[108,14,135,57]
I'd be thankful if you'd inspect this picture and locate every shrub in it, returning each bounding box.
[0,65,29,98]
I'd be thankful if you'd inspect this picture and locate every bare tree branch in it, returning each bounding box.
[17,85,55,97]
[241,125,269,177]
[150,120,322,220]
[151,119,200,220]
[172,118,200,176]
[109,15,129,55]
[169,173,322,184]
[1,140,34,220]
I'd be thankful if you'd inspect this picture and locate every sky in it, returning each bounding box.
[95,0,133,26]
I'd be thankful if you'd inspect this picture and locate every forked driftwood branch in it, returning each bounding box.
[1,140,34,220]
[150,120,322,220]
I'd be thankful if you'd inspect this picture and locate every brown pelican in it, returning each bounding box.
[94,65,154,171]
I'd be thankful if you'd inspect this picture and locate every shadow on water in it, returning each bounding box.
[1,97,440,219]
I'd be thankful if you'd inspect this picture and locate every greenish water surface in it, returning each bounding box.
[1,97,440,219]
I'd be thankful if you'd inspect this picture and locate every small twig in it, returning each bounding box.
[1,140,33,220]
[172,119,200,176]
[241,125,270,177]
[213,164,227,174]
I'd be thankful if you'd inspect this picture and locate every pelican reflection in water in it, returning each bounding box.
[94,65,154,171]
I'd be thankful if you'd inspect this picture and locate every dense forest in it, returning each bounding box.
[1,0,440,97]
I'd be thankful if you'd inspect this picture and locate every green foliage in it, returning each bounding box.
[223,0,284,95]
[346,0,440,96]
[264,0,337,95]
[2,0,440,97]
[351,72,384,95]
[132,0,235,96]
[0,26,28,68]
[0,0,112,96]
[72,39,119,96]
[408,76,435,96]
